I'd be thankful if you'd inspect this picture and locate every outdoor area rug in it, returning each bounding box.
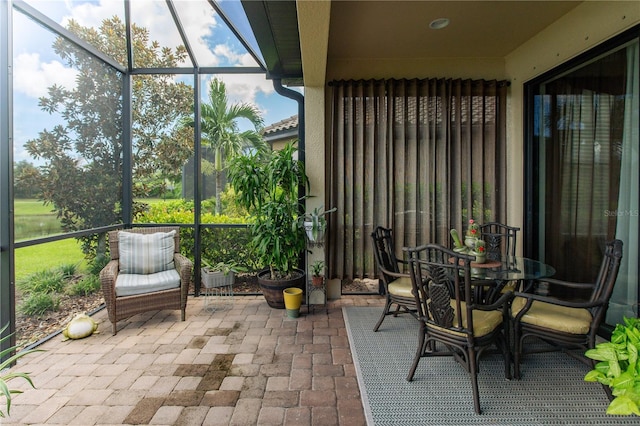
[343,306,640,426]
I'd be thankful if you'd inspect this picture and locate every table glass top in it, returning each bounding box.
[471,256,556,281]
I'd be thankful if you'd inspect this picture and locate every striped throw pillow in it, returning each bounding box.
[118,230,176,274]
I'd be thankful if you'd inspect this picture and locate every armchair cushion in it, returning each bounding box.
[512,296,593,334]
[388,277,413,298]
[119,230,176,274]
[115,268,181,297]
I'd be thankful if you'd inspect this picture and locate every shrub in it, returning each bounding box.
[67,275,101,297]
[19,293,60,316]
[135,198,258,271]
[16,270,65,294]
[585,317,640,415]
[58,263,78,279]
[88,253,109,276]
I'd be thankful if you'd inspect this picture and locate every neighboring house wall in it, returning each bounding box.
[263,114,298,154]
[298,0,639,255]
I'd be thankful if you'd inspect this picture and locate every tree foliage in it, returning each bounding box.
[25,17,193,256]
[180,78,266,214]
[13,161,42,198]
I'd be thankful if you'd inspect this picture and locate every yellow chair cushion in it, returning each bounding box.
[511,296,593,334]
[388,277,414,298]
[429,300,503,338]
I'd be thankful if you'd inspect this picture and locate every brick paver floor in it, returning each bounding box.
[3,294,385,425]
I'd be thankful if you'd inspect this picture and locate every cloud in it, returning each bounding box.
[213,44,257,67]
[204,74,274,106]
[13,53,79,98]
[60,0,123,29]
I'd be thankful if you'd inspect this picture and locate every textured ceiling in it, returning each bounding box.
[328,1,582,59]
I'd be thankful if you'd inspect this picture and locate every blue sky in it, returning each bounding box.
[12,0,300,164]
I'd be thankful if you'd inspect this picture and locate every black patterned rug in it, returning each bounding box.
[343,306,640,426]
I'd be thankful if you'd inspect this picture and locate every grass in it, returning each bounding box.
[15,239,87,281]
[14,199,55,216]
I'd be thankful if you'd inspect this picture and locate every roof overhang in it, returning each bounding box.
[240,0,303,85]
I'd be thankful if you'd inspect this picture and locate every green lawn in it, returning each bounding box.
[14,198,55,215]
[15,239,87,281]
[14,199,88,280]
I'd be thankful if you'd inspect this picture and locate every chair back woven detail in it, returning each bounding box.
[428,280,454,329]
[406,244,475,334]
[479,222,519,261]
[372,226,401,276]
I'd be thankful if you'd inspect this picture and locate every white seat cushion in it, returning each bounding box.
[115,269,181,297]
[118,230,176,274]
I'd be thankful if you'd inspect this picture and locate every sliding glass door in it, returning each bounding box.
[526,28,639,326]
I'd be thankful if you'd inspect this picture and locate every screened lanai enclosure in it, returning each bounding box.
[1,0,304,354]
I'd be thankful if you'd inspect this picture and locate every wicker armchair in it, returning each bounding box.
[370,226,417,332]
[511,239,623,379]
[99,227,192,335]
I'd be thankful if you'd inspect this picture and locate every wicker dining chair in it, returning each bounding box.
[476,222,521,299]
[511,239,623,379]
[478,222,520,261]
[99,227,192,335]
[404,243,512,414]
[370,226,417,332]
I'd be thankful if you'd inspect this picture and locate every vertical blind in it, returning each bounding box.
[328,78,508,280]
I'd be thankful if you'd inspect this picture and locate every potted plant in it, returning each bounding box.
[228,142,309,308]
[311,260,325,287]
[201,260,246,289]
[300,206,337,243]
[585,317,640,415]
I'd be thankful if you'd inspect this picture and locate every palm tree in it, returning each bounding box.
[182,78,266,214]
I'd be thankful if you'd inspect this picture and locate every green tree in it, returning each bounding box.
[181,78,266,214]
[25,17,193,257]
[13,161,42,199]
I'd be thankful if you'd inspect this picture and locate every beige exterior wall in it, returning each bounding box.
[270,138,297,152]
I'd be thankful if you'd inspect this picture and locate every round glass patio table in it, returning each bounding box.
[468,256,556,304]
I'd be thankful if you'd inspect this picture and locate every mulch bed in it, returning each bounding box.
[14,275,377,352]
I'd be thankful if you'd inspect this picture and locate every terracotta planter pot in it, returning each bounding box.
[312,275,324,287]
[257,268,305,309]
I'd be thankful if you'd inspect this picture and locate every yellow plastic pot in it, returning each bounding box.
[283,287,303,318]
